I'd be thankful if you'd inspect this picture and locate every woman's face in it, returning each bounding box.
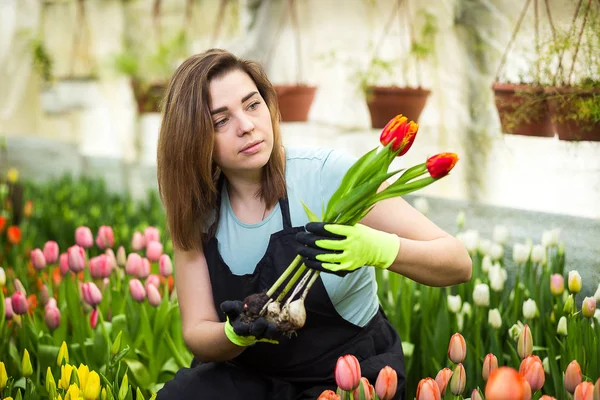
[209,69,274,177]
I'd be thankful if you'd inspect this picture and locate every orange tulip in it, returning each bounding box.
[317,390,340,400]
[448,333,467,363]
[574,382,594,400]
[0,216,6,233]
[540,396,557,400]
[519,356,545,391]
[593,379,600,400]
[375,366,397,400]
[334,355,361,391]
[482,353,499,381]
[379,114,419,156]
[485,367,526,400]
[434,368,452,394]
[352,377,375,400]
[426,153,459,179]
[23,200,33,218]
[7,226,21,244]
[523,380,532,400]
[565,360,583,394]
[416,377,441,400]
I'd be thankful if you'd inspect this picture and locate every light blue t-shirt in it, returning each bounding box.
[215,146,379,327]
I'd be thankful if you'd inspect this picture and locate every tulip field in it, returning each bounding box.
[1,174,600,400]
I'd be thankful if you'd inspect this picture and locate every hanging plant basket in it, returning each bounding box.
[545,86,600,141]
[131,79,168,114]
[274,84,317,122]
[366,86,430,129]
[492,82,554,137]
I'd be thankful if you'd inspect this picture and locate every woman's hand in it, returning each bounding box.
[221,300,281,346]
[295,222,400,276]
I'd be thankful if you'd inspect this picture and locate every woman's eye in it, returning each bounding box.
[248,101,260,111]
[214,118,228,128]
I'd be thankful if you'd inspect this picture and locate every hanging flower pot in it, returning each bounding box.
[492,82,554,137]
[274,84,317,122]
[366,86,430,129]
[545,86,600,141]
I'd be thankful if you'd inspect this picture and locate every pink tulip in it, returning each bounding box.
[11,291,28,315]
[565,360,583,393]
[448,333,467,363]
[116,246,126,267]
[519,356,545,391]
[485,367,526,400]
[146,241,163,262]
[159,254,173,277]
[144,227,160,244]
[145,274,160,290]
[75,226,94,248]
[90,308,99,329]
[30,248,46,270]
[81,282,103,306]
[89,255,111,279]
[416,377,441,400]
[126,253,143,276]
[450,363,466,395]
[105,248,117,271]
[550,274,564,296]
[47,297,57,309]
[517,324,533,359]
[147,284,162,307]
[471,389,483,400]
[540,396,557,400]
[14,278,26,294]
[582,297,596,319]
[574,382,594,400]
[131,232,145,251]
[40,284,49,306]
[435,368,452,394]
[334,354,361,391]
[96,226,114,249]
[129,279,146,302]
[375,366,398,400]
[137,258,151,279]
[5,298,14,319]
[67,245,86,273]
[44,305,61,330]
[483,353,499,381]
[352,377,375,400]
[43,241,59,264]
[59,253,70,275]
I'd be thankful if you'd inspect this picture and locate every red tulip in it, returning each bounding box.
[352,377,375,400]
[574,382,594,400]
[89,255,111,279]
[7,226,22,244]
[450,363,466,395]
[448,333,467,363]
[43,241,59,264]
[0,215,5,233]
[334,355,361,391]
[81,282,103,306]
[30,248,47,270]
[44,305,61,330]
[144,226,160,244]
[131,231,146,251]
[416,377,441,400]
[11,291,28,315]
[75,226,94,248]
[90,308,99,329]
[147,284,162,307]
[59,253,70,275]
[519,356,545,391]
[434,368,452,394]
[96,226,114,249]
[126,253,143,276]
[317,390,340,400]
[426,153,459,179]
[159,254,173,277]
[375,366,397,400]
[146,241,163,262]
[67,245,86,273]
[485,367,526,400]
[129,279,146,302]
[379,114,419,156]
[565,360,583,394]
[482,353,499,381]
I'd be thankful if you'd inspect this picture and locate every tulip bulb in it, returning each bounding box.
[287,299,306,329]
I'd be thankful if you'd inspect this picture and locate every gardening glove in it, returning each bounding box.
[295,222,400,277]
[220,300,281,346]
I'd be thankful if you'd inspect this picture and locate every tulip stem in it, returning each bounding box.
[284,268,313,308]
[266,255,303,298]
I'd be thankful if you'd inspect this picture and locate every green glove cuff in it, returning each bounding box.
[224,318,279,347]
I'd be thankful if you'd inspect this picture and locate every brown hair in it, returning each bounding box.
[157,48,286,251]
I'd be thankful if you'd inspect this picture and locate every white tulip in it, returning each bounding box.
[456,210,466,229]
[542,357,550,374]
[447,295,462,314]
[509,321,524,341]
[488,308,502,329]
[414,197,429,215]
[482,255,493,273]
[512,243,531,264]
[490,243,504,261]
[594,283,600,302]
[478,239,492,256]
[595,309,600,324]
[461,302,472,317]
[493,225,510,245]
[557,316,568,336]
[541,228,560,247]
[0,267,5,286]
[489,264,508,292]
[523,299,538,319]
[457,313,464,332]
[473,284,490,307]
[531,244,546,264]
[461,230,480,253]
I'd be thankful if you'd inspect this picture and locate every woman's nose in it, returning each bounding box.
[237,113,255,135]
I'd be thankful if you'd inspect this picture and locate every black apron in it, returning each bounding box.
[157,196,406,400]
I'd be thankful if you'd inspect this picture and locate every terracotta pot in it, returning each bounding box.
[366,86,430,129]
[492,82,554,137]
[545,86,600,141]
[274,84,317,122]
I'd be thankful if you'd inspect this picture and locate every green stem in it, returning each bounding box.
[274,264,307,302]
[97,309,112,365]
[266,255,303,297]
[165,334,189,368]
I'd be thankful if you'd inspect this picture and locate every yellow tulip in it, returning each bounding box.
[66,383,81,400]
[101,387,107,400]
[60,364,74,390]
[22,349,33,378]
[0,362,7,390]
[57,341,69,366]
[7,168,18,183]
[84,371,101,400]
[77,364,90,391]
[46,366,57,394]
[4,397,14,400]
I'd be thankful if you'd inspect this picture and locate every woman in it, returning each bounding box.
[155,48,472,400]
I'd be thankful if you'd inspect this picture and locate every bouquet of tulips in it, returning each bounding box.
[234,114,460,337]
